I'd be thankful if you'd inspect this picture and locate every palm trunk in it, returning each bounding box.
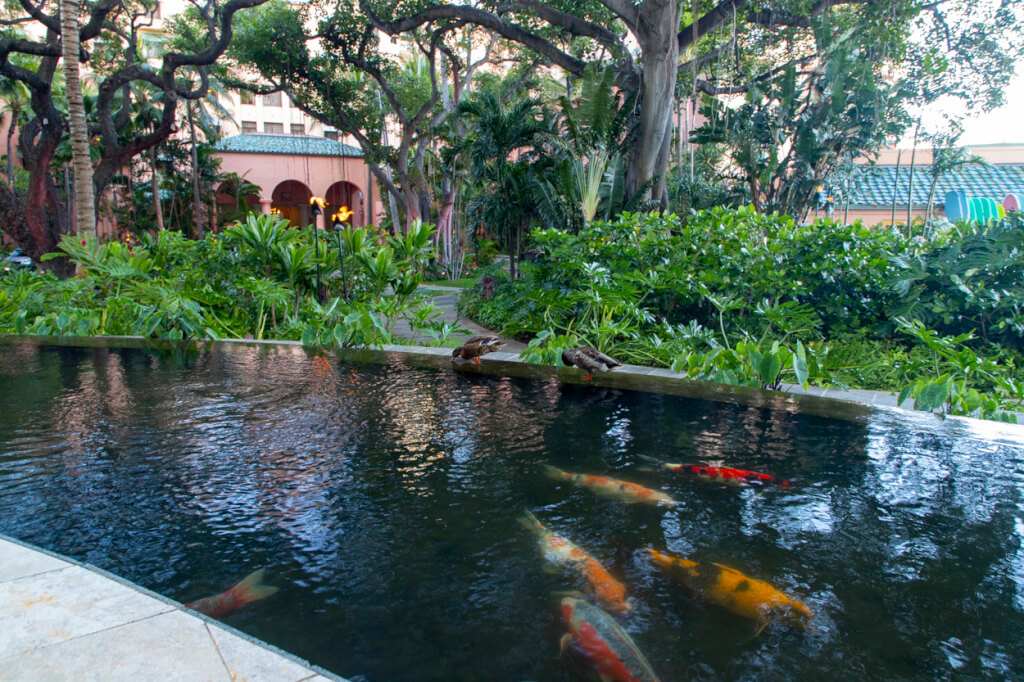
[187,102,203,238]
[6,119,15,191]
[906,119,921,236]
[60,0,96,242]
[150,145,164,230]
[890,149,902,228]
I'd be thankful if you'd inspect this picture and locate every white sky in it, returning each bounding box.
[906,70,1024,146]
[960,71,1024,145]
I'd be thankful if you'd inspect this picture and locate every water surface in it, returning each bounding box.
[1,341,1022,680]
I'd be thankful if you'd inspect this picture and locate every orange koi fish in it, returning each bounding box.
[639,455,790,488]
[647,549,812,629]
[560,597,661,682]
[185,568,279,620]
[543,465,676,507]
[519,510,631,613]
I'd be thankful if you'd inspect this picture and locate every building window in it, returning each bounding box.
[241,120,257,133]
[263,92,282,106]
[239,90,254,105]
[324,130,339,141]
[264,122,283,134]
[291,123,305,135]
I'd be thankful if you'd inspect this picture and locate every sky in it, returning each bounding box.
[911,72,1024,147]
[960,73,1024,145]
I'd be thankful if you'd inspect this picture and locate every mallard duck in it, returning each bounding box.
[452,335,506,364]
[562,347,622,381]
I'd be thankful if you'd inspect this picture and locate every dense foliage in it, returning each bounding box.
[459,208,1024,421]
[0,216,461,348]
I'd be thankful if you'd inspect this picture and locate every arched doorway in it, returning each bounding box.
[271,180,313,227]
[325,181,365,228]
[215,180,262,228]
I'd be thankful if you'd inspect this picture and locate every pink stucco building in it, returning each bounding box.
[213,134,384,230]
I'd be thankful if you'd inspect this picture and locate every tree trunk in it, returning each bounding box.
[627,1,682,205]
[60,0,96,241]
[6,120,15,192]
[890,149,902,228]
[187,102,204,238]
[150,145,164,230]
[925,174,939,232]
[906,119,921,236]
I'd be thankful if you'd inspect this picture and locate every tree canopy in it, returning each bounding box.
[0,0,267,261]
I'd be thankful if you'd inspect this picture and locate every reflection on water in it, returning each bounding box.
[1,342,1023,681]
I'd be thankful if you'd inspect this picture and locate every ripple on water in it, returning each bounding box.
[1,342,1023,681]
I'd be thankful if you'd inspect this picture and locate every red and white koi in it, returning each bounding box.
[185,568,279,620]
[560,597,661,682]
[543,465,677,507]
[639,455,790,488]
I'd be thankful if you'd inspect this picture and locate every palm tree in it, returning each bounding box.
[60,0,96,238]
[458,92,549,280]
[181,69,237,238]
[128,81,166,231]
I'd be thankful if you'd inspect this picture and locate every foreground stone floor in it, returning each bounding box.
[0,536,342,682]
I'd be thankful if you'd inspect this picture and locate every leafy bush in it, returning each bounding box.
[461,207,1023,417]
[1,219,450,350]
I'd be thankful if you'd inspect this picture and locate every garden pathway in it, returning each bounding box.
[392,285,527,352]
[0,535,344,682]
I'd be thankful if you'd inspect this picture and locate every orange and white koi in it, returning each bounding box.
[639,455,790,488]
[647,549,812,629]
[543,465,677,507]
[185,568,279,620]
[560,597,661,682]
[519,510,631,613]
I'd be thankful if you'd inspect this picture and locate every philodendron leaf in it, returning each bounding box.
[897,383,914,407]
[793,340,809,387]
[917,380,950,411]
[760,353,782,387]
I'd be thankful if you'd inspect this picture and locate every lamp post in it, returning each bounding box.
[331,206,354,301]
[309,196,326,303]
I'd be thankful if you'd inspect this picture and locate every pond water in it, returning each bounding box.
[1,341,1023,681]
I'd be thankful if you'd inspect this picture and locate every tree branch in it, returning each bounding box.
[358,0,587,76]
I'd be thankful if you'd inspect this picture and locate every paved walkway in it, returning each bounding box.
[0,535,342,682]
[392,285,526,352]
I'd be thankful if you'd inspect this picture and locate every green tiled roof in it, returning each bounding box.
[214,134,363,158]
[848,164,1024,207]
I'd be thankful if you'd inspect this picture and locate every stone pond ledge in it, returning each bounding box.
[0,534,345,682]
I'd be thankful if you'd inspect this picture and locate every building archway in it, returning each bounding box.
[325,181,365,228]
[271,180,313,227]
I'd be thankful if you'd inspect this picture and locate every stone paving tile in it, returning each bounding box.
[481,351,524,363]
[0,565,172,660]
[0,542,68,583]
[0,609,229,682]
[206,622,328,682]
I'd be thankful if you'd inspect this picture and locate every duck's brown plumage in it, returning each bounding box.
[452,335,506,364]
[562,347,622,378]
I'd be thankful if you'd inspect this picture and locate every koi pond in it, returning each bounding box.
[1,340,1023,681]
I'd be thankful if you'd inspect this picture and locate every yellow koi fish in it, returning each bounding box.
[543,465,676,507]
[647,549,812,629]
[520,510,631,613]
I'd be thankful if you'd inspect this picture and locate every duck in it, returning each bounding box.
[561,347,622,381]
[452,335,506,364]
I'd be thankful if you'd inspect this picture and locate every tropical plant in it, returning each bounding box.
[895,318,1021,422]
